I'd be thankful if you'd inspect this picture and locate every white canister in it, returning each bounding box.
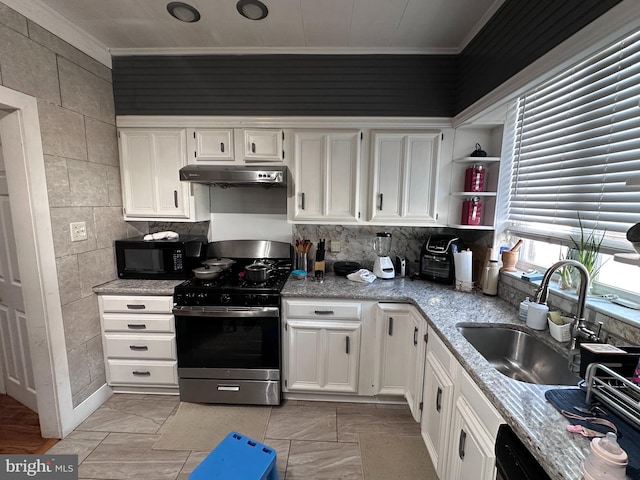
[526,303,549,330]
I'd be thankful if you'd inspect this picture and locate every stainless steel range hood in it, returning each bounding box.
[179,165,287,188]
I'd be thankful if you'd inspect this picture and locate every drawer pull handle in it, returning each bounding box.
[345,336,350,355]
[436,387,442,412]
[129,345,149,351]
[174,190,179,208]
[413,326,419,345]
[388,316,393,336]
[218,385,240,392]
[220,142,225,153]
[132,370,151,377]
[127,324,147,330]
[314,310,334,315]
[251,142,256,153]
[458,429,467,460]
[300,192,305,210]
[379,193,384,211]
[126,304,146,310]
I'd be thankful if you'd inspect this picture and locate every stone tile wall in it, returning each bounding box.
[0,3,121,406]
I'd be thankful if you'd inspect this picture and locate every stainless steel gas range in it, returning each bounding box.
[172,240,292,406]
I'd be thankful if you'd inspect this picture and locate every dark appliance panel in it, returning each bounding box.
[420,235,459,284]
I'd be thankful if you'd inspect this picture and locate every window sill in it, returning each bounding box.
[501,270,640,329]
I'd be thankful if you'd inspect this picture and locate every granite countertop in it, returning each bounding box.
[93,279,184,296]
[281,273,589,480]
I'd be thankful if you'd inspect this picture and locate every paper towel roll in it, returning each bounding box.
[453,250,473,292]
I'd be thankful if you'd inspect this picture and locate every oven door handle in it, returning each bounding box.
[172,306,280,317]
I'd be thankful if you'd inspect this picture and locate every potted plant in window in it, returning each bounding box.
[567,215,606,294]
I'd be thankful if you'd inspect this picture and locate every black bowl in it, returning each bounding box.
[333,261,362,276]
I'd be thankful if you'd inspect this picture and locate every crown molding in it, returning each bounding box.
[109,46,460,57]
[2,0,112,67]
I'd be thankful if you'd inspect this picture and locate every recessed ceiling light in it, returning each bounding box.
[236,0,268,21]
[167,2,201,23]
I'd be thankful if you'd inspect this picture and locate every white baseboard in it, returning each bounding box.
[68,384,113,437]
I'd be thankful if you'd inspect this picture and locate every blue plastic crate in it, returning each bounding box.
[189,431,278,480]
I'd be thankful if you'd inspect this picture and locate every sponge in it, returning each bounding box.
[548,311,564,325]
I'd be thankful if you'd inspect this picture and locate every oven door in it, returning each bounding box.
[173,305,281,405]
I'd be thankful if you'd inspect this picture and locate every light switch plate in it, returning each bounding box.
[331,240,341,253]
[70,222,87,242]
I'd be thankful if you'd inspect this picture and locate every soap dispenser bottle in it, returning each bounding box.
[518,297,530,321]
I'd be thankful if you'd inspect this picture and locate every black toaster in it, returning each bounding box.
[419,235,459,284]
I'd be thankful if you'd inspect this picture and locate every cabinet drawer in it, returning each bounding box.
[107,359,177,386]
[104,333,176,359]
[101,295,173,314]
[284,300,361,320]
[458,368,503,438]
[428,328,456,377]
[102,314,174,333]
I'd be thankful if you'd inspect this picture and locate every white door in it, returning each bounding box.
[0,140,37,411]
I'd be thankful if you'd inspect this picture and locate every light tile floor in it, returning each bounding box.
[46,394,425,479]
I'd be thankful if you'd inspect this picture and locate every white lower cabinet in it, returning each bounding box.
[98,295,178,392]
[421,327,504,480]
[421,329,455,479]
[446,368,503,480]
[374,303,426,421]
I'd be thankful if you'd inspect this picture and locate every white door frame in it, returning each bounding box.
[0,85,72,438]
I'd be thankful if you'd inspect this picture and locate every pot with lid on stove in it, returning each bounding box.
[244,261,272,282]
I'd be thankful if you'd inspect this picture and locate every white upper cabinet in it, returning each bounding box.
[291,130,361,223]
[187,128,283,164]
[243,129,284,162]
[119,128,210,221]
[189,128,235,162]
[369,131,440,225]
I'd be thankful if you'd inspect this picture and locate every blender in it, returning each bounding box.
[373,232,395,279]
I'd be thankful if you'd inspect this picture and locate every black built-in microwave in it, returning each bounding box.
[115,236,206,280]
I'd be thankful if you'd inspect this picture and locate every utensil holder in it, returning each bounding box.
[295,252,308,272]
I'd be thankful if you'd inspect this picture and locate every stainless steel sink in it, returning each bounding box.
[457,325,580,386]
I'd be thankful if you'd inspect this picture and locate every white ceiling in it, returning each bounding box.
[6,0,504,66]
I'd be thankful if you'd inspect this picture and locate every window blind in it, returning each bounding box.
[508,29,640,251]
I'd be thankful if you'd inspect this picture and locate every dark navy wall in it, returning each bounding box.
[112,0,621,117]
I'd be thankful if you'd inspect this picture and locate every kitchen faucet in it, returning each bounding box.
[533,260,605,350]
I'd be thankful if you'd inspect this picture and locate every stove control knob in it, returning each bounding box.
[220,294,231,304]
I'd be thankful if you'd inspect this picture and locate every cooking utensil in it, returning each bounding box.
[202,257,235,270]
[245,262,272,282]
[193,266,223,280]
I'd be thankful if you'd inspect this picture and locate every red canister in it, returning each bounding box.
[464,164,485,192]
[461,197,482,225]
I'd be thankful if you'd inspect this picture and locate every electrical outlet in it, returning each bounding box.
[70,222,87,242]
[331,240,341,253]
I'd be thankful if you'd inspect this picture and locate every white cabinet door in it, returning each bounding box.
[292,131,361,222]
[446,396,497,480]
[189,129,234,162]
[370,131,440,224]
[405,308,426,422]
[421,350,454,479]
[243,129,284,162]
[119,129,209,221]
[285,319,360,394]
[374,304,411,396]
